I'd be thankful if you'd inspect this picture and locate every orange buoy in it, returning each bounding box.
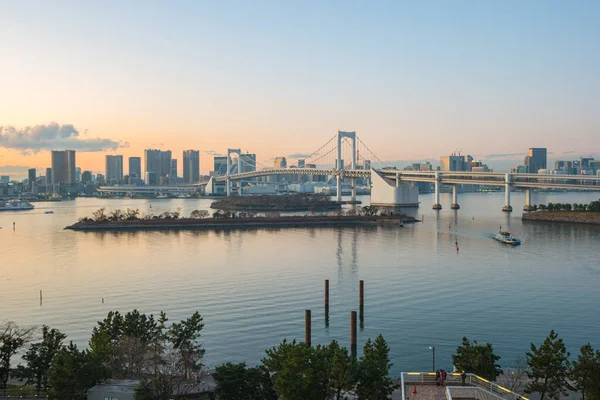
[413,385,417,394]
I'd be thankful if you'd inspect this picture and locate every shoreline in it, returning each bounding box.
[522,211,600,225]
[65,215,418,231]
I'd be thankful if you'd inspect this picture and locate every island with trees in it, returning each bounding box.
[522,198,600,225]
[210,194,341,212]
[65,206,418,231]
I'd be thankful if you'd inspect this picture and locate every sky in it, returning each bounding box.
[1,0,599,177]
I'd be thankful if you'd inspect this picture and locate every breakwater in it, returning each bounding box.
[65,215,417,231]
[522,211,600,225]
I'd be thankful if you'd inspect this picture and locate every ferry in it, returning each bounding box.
[494,227,521,246]
[0,200,35,211]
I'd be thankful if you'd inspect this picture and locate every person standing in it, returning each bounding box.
[436,369,441,386]
[441,369,447,386]
[461,370,467,385]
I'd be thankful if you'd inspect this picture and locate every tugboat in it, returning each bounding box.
[494,226,521,246]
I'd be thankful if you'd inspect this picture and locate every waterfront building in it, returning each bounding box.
[213,156,228,176]
[129,157,141,178]
[51,150,76,184]
[440,154,471,171]
[145,171,157,186]
[28,168,36,191]
[274,157,287,168]
[183,150,200,183]
[524,148,547,173]
[170,159,178,177]
[105,155,124,184]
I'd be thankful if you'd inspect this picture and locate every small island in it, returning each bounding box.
[65,206,419,231]
[522,199,600,225]
[210,194,341,211]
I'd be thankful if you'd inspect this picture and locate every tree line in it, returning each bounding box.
[530,198,600,212]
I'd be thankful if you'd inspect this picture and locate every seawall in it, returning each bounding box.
[522,211,600,225]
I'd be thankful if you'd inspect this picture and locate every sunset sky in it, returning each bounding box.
[1,0,599,177]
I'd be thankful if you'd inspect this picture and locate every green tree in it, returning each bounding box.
[526,330,570,400]
[451,337,502,381]
[0,321,36,391]
[327,341,356,400]
[168,312,205,378]
[571,344,600,400]
[213,362,277,400]
[355,334,397,400]
[262,339,333,400]
[14,325,67,394]
[47,342,109,400]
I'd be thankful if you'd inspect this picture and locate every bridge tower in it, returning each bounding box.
[226,148,242,196]
[336,131,357,202]
[502,173,513,212]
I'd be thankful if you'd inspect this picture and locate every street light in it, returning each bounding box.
[429,346,435,372]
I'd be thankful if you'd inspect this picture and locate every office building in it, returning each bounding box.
[45,168,52,184]
[213,156,228,176]
[524,148,547,173]
[82,171,92,183]
[297,159,306,168]
[555,161,574,174]
[51,150,76,184]
[160,151,172,177]
[183,150,200,183]
[170,159,178,177]
[0,176,9,184]
[440,155,469,171]
[105,155,124,183]
[76,167,81,182]
[240,153,256,173]
[274,157,287,168]
[128,157,141,178]
[28,168,36,191]
[144,149,172,184]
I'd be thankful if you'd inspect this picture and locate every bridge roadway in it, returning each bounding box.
[98,169,600,211]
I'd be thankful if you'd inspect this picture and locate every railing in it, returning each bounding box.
[0,388,49,398]
[400,372,528,400]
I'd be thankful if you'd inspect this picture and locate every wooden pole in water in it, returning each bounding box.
[305,310,311,346]
[359,280,364,308]
[39,290,42,305]
[324,279,329,307]
[350,311,357,351]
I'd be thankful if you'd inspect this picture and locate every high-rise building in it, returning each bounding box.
[213,156,228,176]
[440,155,466,171]
[105,155,124,183]
[82,171,92,183]
[183,150,200,183]
[28,168,36,191]
[170,159,178,177]
[144,149,163,184]
[524,148,547,173]
[160,151,172,177]
[274,157,287,168]
[128,157,141,178]
[45,168,52,184]
[297,159,306,168]
[240,153,256,173]
[76,167,81,182]
[51,150,76,184]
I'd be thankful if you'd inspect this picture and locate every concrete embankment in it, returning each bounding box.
[522,211,600,225]
[65,215,418,231]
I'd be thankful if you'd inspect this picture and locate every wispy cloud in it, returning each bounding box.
[287,153,311,159]
[0,165,32,173]
[0,123,128,154]
[483,153,525,159]
[203,150,225,156]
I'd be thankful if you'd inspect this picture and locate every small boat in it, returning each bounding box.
[494,227,521,245]
[44,211,54,214]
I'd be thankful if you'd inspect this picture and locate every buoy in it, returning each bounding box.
[413,385,417,394]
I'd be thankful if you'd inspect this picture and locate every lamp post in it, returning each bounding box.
[429,345,435,372]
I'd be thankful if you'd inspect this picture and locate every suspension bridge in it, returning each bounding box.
[99,131,600,211]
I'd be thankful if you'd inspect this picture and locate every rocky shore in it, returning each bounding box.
[522,211,600,225]
[65,215,418,231]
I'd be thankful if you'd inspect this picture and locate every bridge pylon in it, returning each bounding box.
[337,131,357,202]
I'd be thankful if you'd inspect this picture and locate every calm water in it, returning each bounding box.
[1,192,599,375]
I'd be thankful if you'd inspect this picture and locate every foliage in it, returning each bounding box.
[526,330,570,400]
[190,210,210,219]
[47,342,109,400]
[168,312,205,378]
[571,343,600,400]
[361,206,379,216]
[497,358,529,393]
[211,194,341,211]
[355,334,397,400]
[327,341,357,400]
[14,325,67,393]
[213,362,277,400]
[534,199,600,213]
[0,321,36,390]
[451,337,502,381]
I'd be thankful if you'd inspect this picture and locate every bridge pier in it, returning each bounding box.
[432,171,442,210]
[523,188,535,211]
[450,185,460,209]
[351,177,356,203]
[502,173,513,212]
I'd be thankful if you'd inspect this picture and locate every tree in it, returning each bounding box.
[526,330,570,400]
[168,312,205,379]
[327,341,356,400]
[92,207,108,222]
[14,325,67,394]
[356,334,397,400]
[0,321,36,391]
[47,342,109,400]
[451,337,502,381]
[497,357,529,394]
[571,344,600,400]
[213,362,277,400]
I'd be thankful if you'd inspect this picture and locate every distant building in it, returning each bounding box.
[298,159,306,168]
[45,167,52,184]
[510,165,527,174]
[524,148,547,173]
[28,168,36,191]
[213,156,228,176]
[554,160,574,174]
[75,167,81,182]
[105,155,124,183]
[0,176,9,184]
[183,150,200,183]
[274,157,287,168]
[440,155,468,171]
[51,150,76,184]
[240,153,256,173]
[160,151,172,177]
[144,149,172,185]
[170,159,178,177]
[145,171,158,186]
[96,174,105,185]
[82,171,92,183]
[129,157,141,178]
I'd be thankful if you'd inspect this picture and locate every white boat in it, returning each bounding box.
[0,200,35,211]
[155,194,169,199]
[493,227,521,245]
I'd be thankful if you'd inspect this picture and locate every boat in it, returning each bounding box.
[494,227,521,245]
[0,200,35,211]
[155,194,169,199]
[44,211,54,214]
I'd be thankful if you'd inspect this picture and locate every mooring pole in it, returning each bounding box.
[350,310,357,356]
[305,309,311,346]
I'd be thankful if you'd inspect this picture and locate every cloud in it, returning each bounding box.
[287,153,311,159]
[0,165,32,173]
[0,122,129,154]
[203,150,225,156]
[483,153,525,159]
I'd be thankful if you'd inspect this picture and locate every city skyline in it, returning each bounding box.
[1,1,599,176]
